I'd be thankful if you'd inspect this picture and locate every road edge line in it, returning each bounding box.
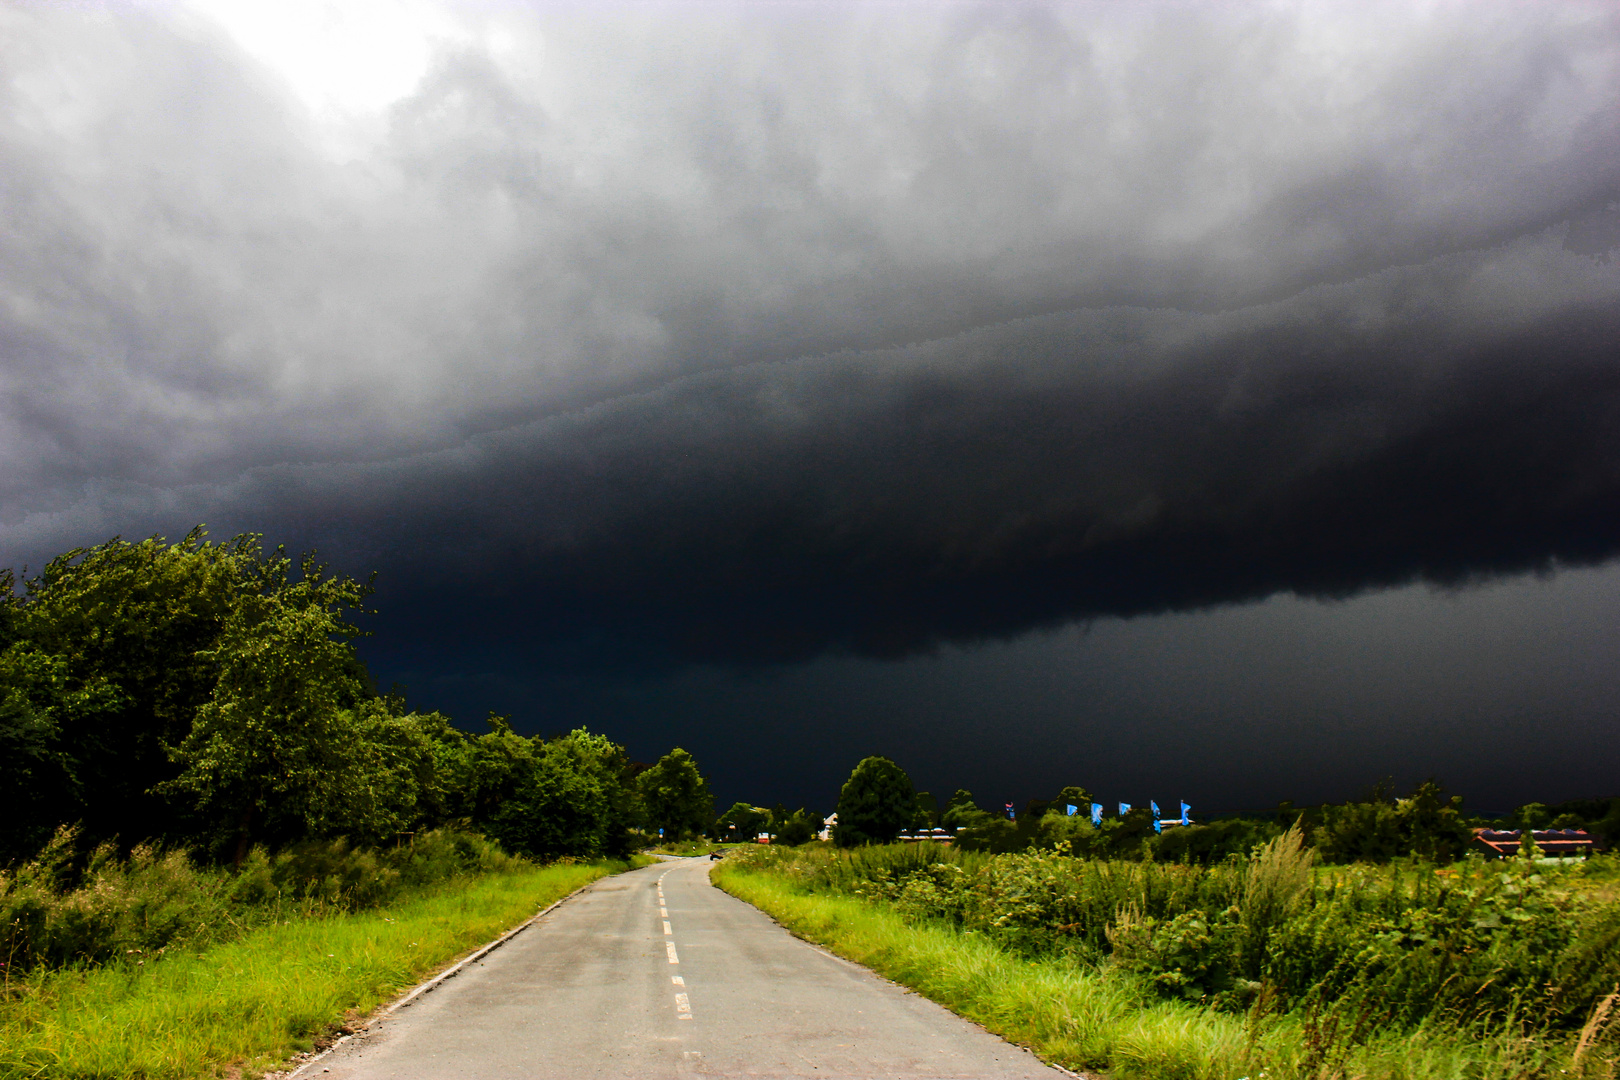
[706,863,1092,1080]
[280,866,634,1079]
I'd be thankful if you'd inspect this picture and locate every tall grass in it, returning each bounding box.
[0,860,622,1079]
[0,826,521,973]
[717,840,1620,1079]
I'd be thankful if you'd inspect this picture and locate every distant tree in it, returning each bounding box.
[772,808,819,846]
[833,756,915,847]
[714,801,770,842]
[1054,785,1094,812]
[638,748,713,841]
[1509,802,1553,831]
[912,791,939,830]
[941,789,987,831]
[489,728,636,859]
[1311,779,1471,864]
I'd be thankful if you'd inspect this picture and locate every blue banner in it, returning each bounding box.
[1151,800,1160,817]
[1180,801,1191,826]
[1091,803,1102,825]
[1066,804,1078,816]
[1119,803,1131,816]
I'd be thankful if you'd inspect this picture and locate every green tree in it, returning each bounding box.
[488,728,635,859]
[715,801,770,843]
[912,791,939,829]
[833,756,915,847]
[941,789,988,831]
[637,748,713,841]
[1312,779,1471,864]
[159,546,376,865]
[3,531,251,849]
[772,808,819,846]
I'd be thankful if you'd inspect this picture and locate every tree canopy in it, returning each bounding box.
[833,755,914,846]
[637,748,713,841]
[0,528,702,865]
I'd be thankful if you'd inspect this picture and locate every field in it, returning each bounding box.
[714,838,1620,1080]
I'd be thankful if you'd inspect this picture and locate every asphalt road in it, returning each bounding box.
[304,856,1069,1079]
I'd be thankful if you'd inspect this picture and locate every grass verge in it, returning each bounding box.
[713,861,1601,1080]
[0,859,641,1079]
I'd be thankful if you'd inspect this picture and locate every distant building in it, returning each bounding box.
[895,828,956,844]
[1472,827,1596,859]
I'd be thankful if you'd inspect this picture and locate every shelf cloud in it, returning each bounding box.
[3,0,1618,674]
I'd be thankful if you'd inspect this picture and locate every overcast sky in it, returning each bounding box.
[3,0,1618,814]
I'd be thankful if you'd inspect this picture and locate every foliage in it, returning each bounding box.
[0,528,690,874]
[485,728,640,860]
[637,748,713,842]
[715,857,1613,1080]
[715,801,770,842]
[0,532,254,859]
[833,756,915,847]
[0,859,625,1080]
[1301,779,1473,863]
[772,808,820,847]
[726,833,1620,1043]
[0,825,520,973]
[159,546,379,864]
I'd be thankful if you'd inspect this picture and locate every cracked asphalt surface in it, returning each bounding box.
[302,856,1067,1079]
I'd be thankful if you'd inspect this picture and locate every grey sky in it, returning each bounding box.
[3,0,1618,808]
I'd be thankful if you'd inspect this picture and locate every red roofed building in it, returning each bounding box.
[1472,827,1596,859]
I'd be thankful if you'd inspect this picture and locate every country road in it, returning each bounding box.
[302,856,1069,1079]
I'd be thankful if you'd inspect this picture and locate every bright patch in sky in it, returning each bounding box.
[185,0,473,118]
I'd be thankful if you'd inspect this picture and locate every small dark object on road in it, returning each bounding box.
[709,851,723,860]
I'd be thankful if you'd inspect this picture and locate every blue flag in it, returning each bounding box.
[1119,803,1131,816]
[1091,803,1102,825]
[1066,804,1078,816]
[1151,800,1160,818]
[1180,801,1191,826]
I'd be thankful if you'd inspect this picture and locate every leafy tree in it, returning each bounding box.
[2,531,251,848]
[488,728,636,859]
[833,756,914,847]
[1310,779,1471,864]
[772,808,819,846]
[714,802,770,842]
[1054,785,1094,812]
[912,791,939,829]
[159,546,375,865]
[637,748,713,841]
[941,789,988,831]
[1509,802,1553,831]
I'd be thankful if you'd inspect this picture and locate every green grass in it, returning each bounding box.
[0,860,632,1079]
[649,840,731,857]
[714,860,1611,1080]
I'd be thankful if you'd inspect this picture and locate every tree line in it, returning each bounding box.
[0,530,714,865]
[810,755,1619,864]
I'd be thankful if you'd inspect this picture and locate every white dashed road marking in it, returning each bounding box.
[660,867,689,1017]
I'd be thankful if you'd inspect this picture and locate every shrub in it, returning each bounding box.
[0,825,526,974]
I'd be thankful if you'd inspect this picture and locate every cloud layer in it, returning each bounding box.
[2,0,1618,671]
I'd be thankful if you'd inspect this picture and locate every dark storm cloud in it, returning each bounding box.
[2,1,1619,671]
[11,231,1620,668]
